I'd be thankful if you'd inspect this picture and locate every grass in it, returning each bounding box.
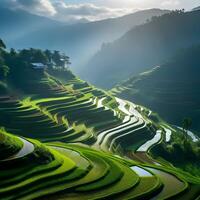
[75,154,123,191]
[0,128,23,160]
[0,128,197,200]
[0,132,80,200]
[44,143,140,200]
[116,176,162,200]
[3,86,120,145]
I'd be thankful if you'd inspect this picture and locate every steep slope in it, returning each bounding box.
[0,123,199,199]
[0,45,200,199]
[0,128,23,160]
[1,8,169,72]
[111,45,200,134]
[84,10,200,88]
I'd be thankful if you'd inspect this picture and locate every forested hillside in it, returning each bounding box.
[84,10,200,88]
[111,45,200,134]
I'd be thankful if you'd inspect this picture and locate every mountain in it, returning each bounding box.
[111,45,200,134]
[0,7,63,43]
[192,6,200,11]
[84,10,200,89]
[0,8,169,73]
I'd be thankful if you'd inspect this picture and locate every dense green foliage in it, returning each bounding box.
[0,65,9,79]
[0,41,72,95]
[150,127,200,177]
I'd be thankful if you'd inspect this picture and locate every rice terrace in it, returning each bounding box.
[0,1,200,200]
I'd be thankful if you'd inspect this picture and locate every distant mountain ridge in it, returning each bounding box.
[83,10,200,88]
[0,7,63,43]
[0,8,169,73]
[192,6,200,11]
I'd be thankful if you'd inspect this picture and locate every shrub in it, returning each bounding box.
[0,65,9,79]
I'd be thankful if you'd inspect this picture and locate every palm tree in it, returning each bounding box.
[0,39,6,49]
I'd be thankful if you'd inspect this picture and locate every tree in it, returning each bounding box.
[64,55,71,66]
[182,118,192,139]
[44,49,52,62]
[0,39,6,49]
[52,51,62,66]
[18,48,48,64]
[31,49,48,64]
[10,48,17,56]
[18,49,32,62]
[0,65,9,79]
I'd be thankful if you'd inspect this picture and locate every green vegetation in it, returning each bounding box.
[111,45,200,134]
[0,128,23,160]
[182,118,192,135]
[150,126,200,177]
[0,39,6,49]
[0,40,199,199]
[1,130,198,200]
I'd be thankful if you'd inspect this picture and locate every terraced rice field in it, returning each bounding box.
[1,130,138,199]
[0,77,200,199]
[1,129,199,200]
[0,92,120,144]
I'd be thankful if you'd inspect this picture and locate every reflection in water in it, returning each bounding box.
[131,166,152,177]
[146,167,185,200]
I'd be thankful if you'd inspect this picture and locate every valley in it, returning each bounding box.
[0,3,200,199]
[0,46,199,199]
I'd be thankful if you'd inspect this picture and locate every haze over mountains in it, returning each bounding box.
[0,7,62,43]
[84,10,200,88]
[0,7,169,73]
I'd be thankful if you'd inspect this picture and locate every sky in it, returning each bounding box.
[1,0,199,22]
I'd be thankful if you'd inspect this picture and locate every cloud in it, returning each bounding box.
[0,0,135,22]
[53,2,135,22]
[161,0,180,7]
[16,0,56,16]
[0,0,56,16]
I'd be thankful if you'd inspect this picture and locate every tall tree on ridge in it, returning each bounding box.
[0,39,6,49]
